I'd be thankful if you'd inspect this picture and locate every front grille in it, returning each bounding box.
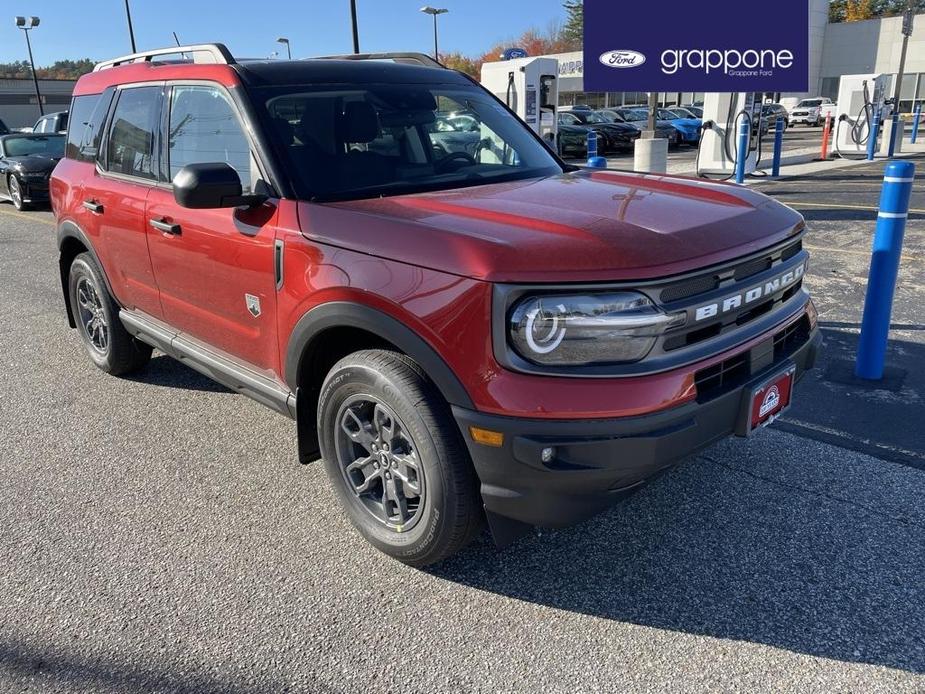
[694,315,811,401]
[655,239,802,305]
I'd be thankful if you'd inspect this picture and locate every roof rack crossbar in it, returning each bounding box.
[311,52,446,69]
[93,43,235,72]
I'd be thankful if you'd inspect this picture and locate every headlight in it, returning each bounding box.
[508,292,685,366]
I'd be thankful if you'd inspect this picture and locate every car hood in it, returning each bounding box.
[6,154,60,173]
[299,169,804,283]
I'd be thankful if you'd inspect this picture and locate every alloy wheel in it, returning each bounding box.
[9,176,22,209]
[334,395,425,532]
[75,276,109,354]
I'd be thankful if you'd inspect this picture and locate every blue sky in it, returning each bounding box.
[2,0,570,65]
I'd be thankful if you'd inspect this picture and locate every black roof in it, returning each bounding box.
[233,59,473,88]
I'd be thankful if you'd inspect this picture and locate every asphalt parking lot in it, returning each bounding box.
[1,155,924,693]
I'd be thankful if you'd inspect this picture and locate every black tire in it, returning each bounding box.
[68,252,152,375]
[8,175,28,211]
[318,349,483,567]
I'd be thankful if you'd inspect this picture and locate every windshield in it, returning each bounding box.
[583,112,607,124]
[618,110,646,122]
[3,135,65,158]
[255,82,562,202]
[798,99,823,107]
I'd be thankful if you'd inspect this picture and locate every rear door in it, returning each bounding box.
[145,82,281,374]
[85,85,165,318]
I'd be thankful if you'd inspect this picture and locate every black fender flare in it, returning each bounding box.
[286,302,475,464]
[57,220,117,328]
[285,301,474,409]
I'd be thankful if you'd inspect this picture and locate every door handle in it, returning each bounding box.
[82,200,103,214]
[149,218,181,235]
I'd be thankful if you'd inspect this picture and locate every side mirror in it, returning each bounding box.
[173,162,266,209]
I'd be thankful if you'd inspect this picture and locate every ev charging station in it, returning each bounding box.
[480,57,559,148]
[832,73,888,158]
[697,92,765,177]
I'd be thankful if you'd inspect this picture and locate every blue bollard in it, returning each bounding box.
[771,117,784,178]
[887,112,900,158]
[855,161,916,380]
[734,116,749,184]
[912,103,922,144]
[866,108,881,161]
[586,131,606,168]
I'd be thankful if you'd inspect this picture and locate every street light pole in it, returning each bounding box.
[892,1,915,108]
[277,37,291,59]
[420,7,448,61]
[15,16,44,118]
[350,0,360,54]
[124,0,137,53]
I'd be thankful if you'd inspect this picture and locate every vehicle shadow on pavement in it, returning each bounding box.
[0,638,316,694]
[432,350,925,674]
[125,354,231,394]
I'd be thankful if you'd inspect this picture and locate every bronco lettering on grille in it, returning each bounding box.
[694,262,805,322]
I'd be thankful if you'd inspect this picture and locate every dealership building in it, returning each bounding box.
[548,5,925,113]
[0,78,76,130]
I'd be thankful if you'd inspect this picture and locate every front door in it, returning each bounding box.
[145,83,280,374]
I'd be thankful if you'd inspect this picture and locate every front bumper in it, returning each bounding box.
[19,179,50,203]
[454,324,821,532]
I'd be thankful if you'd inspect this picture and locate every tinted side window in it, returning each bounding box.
[168,85,253,191]
[66,95,101,160]
[106,86,161,179]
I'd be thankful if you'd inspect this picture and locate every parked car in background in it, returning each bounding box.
[596,109,678,144]
[557,123,590,157]
[429,113,481,158]
[761,103,790,134]
[0,133,65,210]
[558,111,639,152]
[789,98,835,127]
[682,105,703,118]
[33,111,69,134]
[656,108,702,145]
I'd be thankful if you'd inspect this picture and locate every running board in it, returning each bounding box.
[119,310,296,419]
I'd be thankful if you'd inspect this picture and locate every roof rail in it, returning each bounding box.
[311,52,446,69]
[93,43,235,72]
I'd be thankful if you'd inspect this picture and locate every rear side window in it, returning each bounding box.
[106,86,161,179]
[167,85,254,191]
[67,92,115,162]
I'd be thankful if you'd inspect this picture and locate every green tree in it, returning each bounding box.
[561,0,583,49]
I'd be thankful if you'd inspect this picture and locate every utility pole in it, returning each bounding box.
[124,0,137,53]
[350,0,360,54]
[644,91,658,137]
[892,1,915,109]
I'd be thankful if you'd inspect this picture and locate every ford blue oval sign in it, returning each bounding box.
[503,47,529,61]
[583,0,809,91]
[598,50,646,69]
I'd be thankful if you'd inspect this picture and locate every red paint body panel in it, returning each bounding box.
[73,63,240,96]
[312,170,803,283]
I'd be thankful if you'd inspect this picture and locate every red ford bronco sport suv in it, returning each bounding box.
[51,45,820,566]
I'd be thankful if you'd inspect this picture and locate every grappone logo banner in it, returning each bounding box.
[583,0,809,92]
